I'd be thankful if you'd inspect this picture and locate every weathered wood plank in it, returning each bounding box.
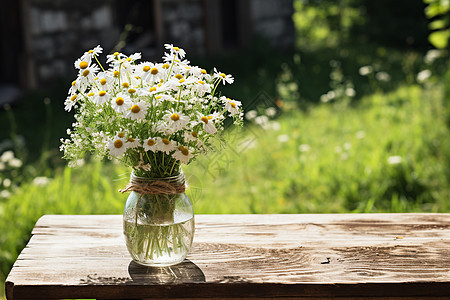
[5,214,450,299]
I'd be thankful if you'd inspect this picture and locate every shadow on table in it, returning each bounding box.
[128,259,206,284]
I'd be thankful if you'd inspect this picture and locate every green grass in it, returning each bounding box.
[1,80,449,293]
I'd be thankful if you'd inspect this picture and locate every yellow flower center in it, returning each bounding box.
[128,88,136,94]
[201,69,207,74]
[82,70,90,77]
[147,139,155,146]
[115,97,124,106]
[79,61,88,69]
[127,138,135,142]
[135,76,140,80]
[149,87,156,92]
[220,73,226,78]
[181,148,189,156]
[171,113,180,121]
[131,105,140,113]
[114,139,123,149]
[70,94,77,101]
[122,82,129,88]
[118,133,125,138]
[192,131,198,138]
[173,46,180,51]
[198,80,205,84]
[162,138,170,145]
[88,92,94,97]
[143,66,150,72]
[71,80,77,86]
[174,74,183,79]
[113,71,120,77]
[208,116,213,120]
[230,102,236,108]
[100,78,107,85]
[113,52,120,56]
[150,68,158,75]
[155,95,162,100]
[179,78,185,84]
[126,57,132,62]
[88,50,94,54]
[99,91,107,97]
[162,63,170,69]
[201,116,208,124]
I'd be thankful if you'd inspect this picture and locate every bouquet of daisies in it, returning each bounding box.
[60,44,243,178]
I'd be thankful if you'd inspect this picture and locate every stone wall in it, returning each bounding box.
[19,0,294,88]
[23,0,119,86]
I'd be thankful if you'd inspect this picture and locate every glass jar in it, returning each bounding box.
[122,172,194,267]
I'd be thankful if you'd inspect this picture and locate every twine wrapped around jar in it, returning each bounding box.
[119,172,186,195]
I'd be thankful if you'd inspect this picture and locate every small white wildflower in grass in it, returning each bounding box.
[344,142,352,150]
[388,156,402,165]
[356,131,365,139]
[376,72,391,82]
[8,158,22,168]
[335,146,342,153]
[33,176,51,186]
[3,178,11,188]
[266,107,277,117]
[0,190,11,198]
[270,121,281,131]
[359,65,373,76]
[200,115,217,134]
[277,134,289,143]
[1,151,14,162]
[417,69,432,83]
[345,88,356,97]
[299,144,311,152]
[245,110,257,120]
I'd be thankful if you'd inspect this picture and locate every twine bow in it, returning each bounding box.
[119,172,186,195]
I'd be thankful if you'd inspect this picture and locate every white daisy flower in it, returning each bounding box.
[126,100,148,121]
[143,137,158,152]
[136,62,163,83]
[96,72,114,91]
[125,137,141,149]
[106,51,125,65]
[164,44,186,59]
[64,93,79,112]
[154,137,176,154]
[107,137,128,157]
[200,115,217,135]
[68,80,80,95]
[163,111,190,133]
[93,90,110,105]
[111,94,131,113]
[214,68,234,85]
[172,146,194,164]
[184,131,199,142]
[192,80,211,96]
[224,97,242,116]
[77,65,99,92]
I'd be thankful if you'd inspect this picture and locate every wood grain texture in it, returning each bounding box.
[5,214,450,299]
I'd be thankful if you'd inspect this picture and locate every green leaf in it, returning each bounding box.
[429,19,448,30]
[428,30,450,48]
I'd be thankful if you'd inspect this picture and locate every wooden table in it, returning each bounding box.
[5,214,450,299]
